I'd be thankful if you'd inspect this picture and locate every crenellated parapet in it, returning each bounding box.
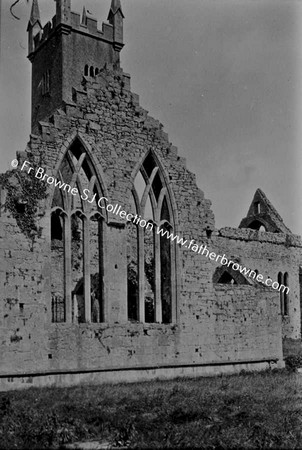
[29,1,122,58]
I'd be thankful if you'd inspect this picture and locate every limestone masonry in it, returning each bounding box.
[0,0,301,390]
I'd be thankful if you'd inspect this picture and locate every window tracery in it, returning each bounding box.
[51,138,105,323]
[127,152,176,324]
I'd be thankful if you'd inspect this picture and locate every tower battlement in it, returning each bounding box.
[30,7,118,57]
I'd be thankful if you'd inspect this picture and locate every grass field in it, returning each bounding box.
[0,370,302,449]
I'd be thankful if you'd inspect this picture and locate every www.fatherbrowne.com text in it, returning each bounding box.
[18,160,289,295]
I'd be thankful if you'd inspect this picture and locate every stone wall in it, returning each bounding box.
[212,228,302,339]
[0,65,291,389]
[0,205,50,374]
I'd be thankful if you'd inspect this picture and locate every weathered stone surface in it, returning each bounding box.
[0,0,300,390]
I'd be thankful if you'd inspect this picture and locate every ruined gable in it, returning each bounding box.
[239,188,292,234]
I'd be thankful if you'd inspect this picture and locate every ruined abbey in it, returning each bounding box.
[0,0,301,390]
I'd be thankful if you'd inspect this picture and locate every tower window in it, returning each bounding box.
[42,70,50,96]
[84,65,89,76]
[90,66,94,77]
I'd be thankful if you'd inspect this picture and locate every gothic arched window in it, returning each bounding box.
[127,151,176,324]
[42,70,50,96]
[51,138,105,323]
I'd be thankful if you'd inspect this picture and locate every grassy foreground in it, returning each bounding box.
[0,370,302,449]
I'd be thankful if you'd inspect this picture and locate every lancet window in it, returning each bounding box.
[278,272,289,316]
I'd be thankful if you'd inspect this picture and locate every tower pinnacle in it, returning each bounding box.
[107,0,124,51]
[28,0,41,27]
[108,0,124,18]
[27,0,42,54]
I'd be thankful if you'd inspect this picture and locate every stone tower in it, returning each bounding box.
[27,0,124,130]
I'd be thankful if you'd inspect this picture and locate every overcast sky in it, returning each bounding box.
[0,0,301,234]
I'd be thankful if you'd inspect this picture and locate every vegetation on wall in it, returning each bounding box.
[0,161,47,241]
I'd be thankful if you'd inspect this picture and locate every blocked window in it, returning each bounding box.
[127,151,176,324]
[42,70,50,95]
[50,138,105,323]
[278,271,289,316]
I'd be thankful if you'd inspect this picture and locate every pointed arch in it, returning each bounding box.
[50,133,108,211]
[247,220,267,231]
[127,150,177,323]
[130,149,178,232]
[50,135,106,324]
[213,266,249,285]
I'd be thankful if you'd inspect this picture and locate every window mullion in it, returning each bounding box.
[154,230,162,323]
[83,217,91,322]
[64,214,72,322]
[171,237,177,323]
[141,168,158,210]
[138,225,145,323]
